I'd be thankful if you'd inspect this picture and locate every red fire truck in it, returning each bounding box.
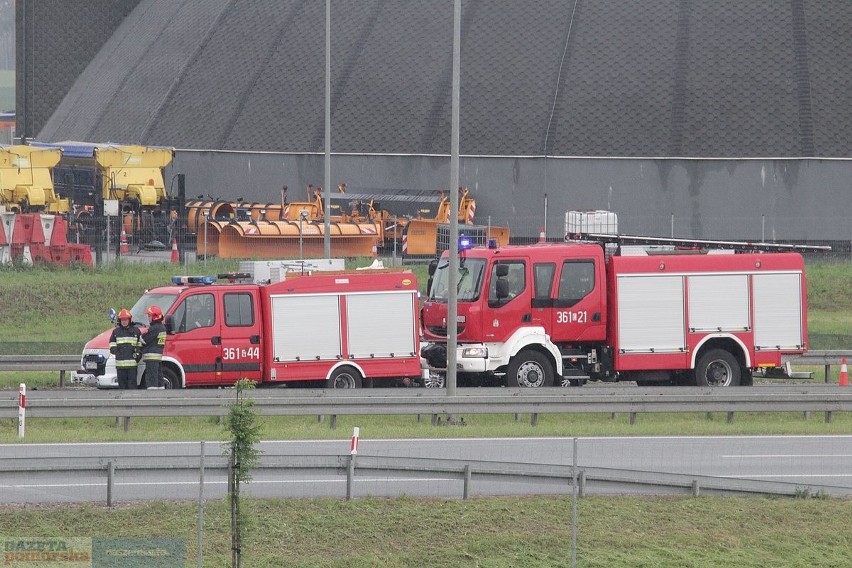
[420,236,819,387]
[73,271,423,389]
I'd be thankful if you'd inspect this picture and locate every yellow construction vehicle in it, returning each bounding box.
[403,188,509,256]
[0,145,68,213]
[33,142,176,247]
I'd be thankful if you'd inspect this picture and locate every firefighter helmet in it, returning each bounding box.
[146,305,164,321]
[117,308,133,321]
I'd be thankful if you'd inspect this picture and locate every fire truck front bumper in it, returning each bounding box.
[71,349,121,388]
[420,342,491,373]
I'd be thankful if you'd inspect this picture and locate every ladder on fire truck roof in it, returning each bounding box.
[580,233,831,253]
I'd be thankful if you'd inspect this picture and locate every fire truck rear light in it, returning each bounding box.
[462,347,488,358]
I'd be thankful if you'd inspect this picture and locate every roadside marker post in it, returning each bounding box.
[18,383,26,438]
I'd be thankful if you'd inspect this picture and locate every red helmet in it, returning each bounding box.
[146,305,164,321]
[118,308,133,321]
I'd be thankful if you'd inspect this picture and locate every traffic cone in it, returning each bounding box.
[539,227,546,243]
[839,358,848,386]
[119,229,129,254]
[170,239,179,264]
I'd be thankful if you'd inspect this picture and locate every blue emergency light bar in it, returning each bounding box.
[458,235,473,251]
[171,275,217,285]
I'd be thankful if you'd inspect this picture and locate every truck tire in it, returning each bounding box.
[162,367,182,389]
[694,349,741,387]
[507,350,554,388]
[326,366,363,389]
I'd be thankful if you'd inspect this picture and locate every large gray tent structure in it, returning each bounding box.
[16,0,852,242]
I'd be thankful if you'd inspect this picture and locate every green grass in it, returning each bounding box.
[2,410,851,444]
[0,495,848,567]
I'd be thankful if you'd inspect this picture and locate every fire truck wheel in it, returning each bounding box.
[422,371,446,388]
[327,366,363,389]
[507,350,554,388]
[162,367,182,389]
[694,349,741,387]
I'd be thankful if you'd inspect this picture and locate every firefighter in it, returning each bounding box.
[141,305,167,389]
[109,308,142,389]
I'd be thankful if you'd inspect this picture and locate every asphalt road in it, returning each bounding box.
[1,436,850,504]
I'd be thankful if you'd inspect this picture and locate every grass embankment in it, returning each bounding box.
[1,496,848,567]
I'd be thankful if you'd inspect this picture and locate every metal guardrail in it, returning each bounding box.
[2,451,848,503]
[2,386,852,422]
[0,354,80,387]
[784,350,852,383]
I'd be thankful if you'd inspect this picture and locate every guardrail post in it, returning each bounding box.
[514,413,521,422]
[825,364,831,384]
[330,415,337,429]
[463,464,471,499]
[726,411,735,424]
[629,412,636,425]
[123,417,130,432]
[59,370,66,388]
[530,413,538,426]
[198,441,205,568]
[691,479,700,497]
[825,411,832,424]
[431,414,439,426]
[346,455,356,500]
[577,470,585,498]
[107,461,114,507]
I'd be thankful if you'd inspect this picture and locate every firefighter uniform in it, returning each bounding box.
[110,316,142,389]
[141,320,167,388]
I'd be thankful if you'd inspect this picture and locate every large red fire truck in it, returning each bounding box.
[73,271,423,389]
[420,235,819,387]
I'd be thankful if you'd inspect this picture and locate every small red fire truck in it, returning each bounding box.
[420,236,817,387]
[73,271,423,389]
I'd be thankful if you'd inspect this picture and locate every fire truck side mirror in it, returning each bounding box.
[495,264,509,278]
[108,308,117,323]
[428,259,438,276]
[164,314,175,335]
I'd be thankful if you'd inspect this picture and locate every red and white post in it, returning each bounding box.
[18,383,26,438]
[350,426,360,455]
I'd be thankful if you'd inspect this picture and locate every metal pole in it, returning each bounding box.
[107,461,115,507]
[571,437,578,568]
[447,0,461,397]
[299,216,304,260]
[323,0,331,258]
[671,213,674,238]
[203,213,208,268]
[197,441,205,568]
[543,193,548,236]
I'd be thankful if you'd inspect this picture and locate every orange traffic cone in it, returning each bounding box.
[119,229,129,254]
[539,227,546,243]
[170,239,179,264]
[839,358,848,386]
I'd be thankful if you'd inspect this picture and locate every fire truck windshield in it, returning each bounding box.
[130,293,179,322]
[429,258,486,302]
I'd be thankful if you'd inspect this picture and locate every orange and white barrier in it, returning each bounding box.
[840,358,849,386]
[350,426,360,455]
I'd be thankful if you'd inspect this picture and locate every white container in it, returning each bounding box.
[239,258,346,283]
[565,210,618,236]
